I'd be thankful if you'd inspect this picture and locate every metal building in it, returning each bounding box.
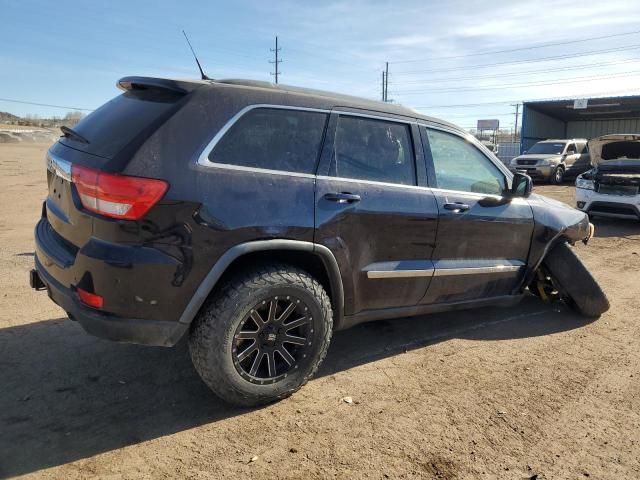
[520,95,640,153]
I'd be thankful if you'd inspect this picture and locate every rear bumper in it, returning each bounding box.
[33,213,190,346]
[33,258,187,346]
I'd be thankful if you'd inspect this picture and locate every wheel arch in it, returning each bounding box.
[518,227,590,293]
[178,240,344,329]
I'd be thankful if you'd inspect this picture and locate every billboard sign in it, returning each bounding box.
[477,119,499,130]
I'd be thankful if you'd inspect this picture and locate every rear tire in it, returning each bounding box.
[551,165,565,184]
[189,264,333,407]
[542,242,609,317]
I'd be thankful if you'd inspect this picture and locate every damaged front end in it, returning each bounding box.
[576,134,640,220]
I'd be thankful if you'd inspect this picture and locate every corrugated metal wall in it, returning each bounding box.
[521,107,566,152]
[521,99,640,154]
[567,118,640,138]
[523,108,565,139]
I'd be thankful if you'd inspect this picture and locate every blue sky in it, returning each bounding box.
[2,0,640,131]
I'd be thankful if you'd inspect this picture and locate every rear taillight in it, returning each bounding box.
[77,287,104,309]
[71,165,168,220]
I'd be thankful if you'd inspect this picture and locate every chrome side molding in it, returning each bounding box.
[432,265,522,277]
[365,259,524,279]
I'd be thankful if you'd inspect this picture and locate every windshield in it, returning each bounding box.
[527,142,566,155]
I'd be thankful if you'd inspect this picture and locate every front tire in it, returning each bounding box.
[551,165,565,184]
[542,242,609,317]
[189,264,333,407]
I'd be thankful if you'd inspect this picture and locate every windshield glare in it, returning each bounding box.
[528,142,566,155]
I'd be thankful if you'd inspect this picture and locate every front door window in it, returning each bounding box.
[425,128,507,196]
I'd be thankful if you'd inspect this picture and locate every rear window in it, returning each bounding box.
[209,108,328,174]
[60,90,183,159]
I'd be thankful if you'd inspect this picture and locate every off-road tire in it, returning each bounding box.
[189,264,333,407]
[551,165,565,184]
[542,242,609,317]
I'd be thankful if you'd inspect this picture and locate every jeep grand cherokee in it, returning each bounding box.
[31,77,609,406]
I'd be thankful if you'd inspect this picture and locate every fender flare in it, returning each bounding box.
[178,239,344,328]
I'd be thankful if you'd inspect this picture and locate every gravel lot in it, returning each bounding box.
[1,143,639,479]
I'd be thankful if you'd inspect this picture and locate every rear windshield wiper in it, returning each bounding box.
[60,126,90,144]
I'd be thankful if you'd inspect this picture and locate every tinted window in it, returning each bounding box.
[61,90,183,160]
[425,128,506,195]
[330,116,415,185]
[566,143,577,154]
[210,108,328,174]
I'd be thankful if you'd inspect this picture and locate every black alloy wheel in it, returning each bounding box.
[232,295,313,384]
[189,264,333,406]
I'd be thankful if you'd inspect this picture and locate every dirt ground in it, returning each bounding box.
[1,142,639,479]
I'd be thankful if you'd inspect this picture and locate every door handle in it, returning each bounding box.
[324,192,361,203]
[443,202,470,212]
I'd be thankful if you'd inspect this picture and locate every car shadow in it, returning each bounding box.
[0,296,596,478]
[590,217,640,239]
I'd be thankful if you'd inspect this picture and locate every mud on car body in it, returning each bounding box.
[31,77,609,406]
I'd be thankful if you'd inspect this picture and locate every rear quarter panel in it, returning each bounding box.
[123,86,326,320]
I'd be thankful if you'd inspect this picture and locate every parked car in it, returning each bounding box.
[30,77,609,406]
[510,139,590,183]
[576,134,640,221]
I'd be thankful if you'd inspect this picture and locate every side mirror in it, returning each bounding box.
[511,172,533,198]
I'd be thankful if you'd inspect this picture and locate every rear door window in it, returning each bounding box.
[209,108,328,174]
[329,115,416,185]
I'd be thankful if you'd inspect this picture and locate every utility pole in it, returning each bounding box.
[511,103,520,143]
[270,36,282,84]
[384,62,389,102]
[381,71,386,101]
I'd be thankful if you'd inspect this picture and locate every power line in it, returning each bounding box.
[393,43,640,76]
[395,58,640,85]
[392,69,640,95]
[269,36,282,84]
[414,88,640,109]
[392,29,640,64]
[284,44,366,67]
[0,97,94,112]
[431,111,517,117]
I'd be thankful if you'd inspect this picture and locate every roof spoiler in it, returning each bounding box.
[117,76,194,95]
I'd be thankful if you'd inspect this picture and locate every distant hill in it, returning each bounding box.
[0,112,20,122]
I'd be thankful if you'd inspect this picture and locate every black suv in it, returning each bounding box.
[31,77,609,406]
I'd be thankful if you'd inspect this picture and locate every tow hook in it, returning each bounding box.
[29,269,46,290]
[583,222,595,245]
